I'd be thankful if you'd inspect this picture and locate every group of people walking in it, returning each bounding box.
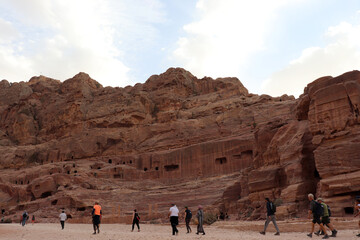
[20,194,360,238]
[259,194,338,239]
[307,194,337,239]
[54,202,102,234]
[168,204,205,236]
[55,202,204,236]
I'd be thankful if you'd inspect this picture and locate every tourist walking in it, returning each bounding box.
[92,202,102,234]
[184,206,192,233]
[31,215,35,224]
[131,209,140,232]
[168,203,179,235]
[59,210,67,230]
[307,193,329,239]
[21,211,28,226]
[260,197,280,236]
[315,198,337,237]
[196,205,205,235]
[354,198,360,237]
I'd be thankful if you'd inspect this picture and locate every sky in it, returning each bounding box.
[0,0,360,98]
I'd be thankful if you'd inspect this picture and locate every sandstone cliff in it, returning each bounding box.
[0,68,359,223]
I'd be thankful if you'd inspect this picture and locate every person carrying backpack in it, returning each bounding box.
[260,197,280,236]
[307,193,329,239]
[184,206,192,233]
[131,209,140,232]
[21,211,28,226]
[315,198,337,237]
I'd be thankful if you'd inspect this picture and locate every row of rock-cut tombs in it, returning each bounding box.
[12,149,253,184]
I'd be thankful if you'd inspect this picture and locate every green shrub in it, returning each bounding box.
[203,212,217,225]
[274,198,283,207]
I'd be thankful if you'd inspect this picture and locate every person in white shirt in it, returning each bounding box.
[168,204,179,235]
[59,210,67,230]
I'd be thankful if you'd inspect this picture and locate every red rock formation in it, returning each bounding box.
[0,68,359,223]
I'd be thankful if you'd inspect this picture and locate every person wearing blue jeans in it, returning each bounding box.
[260,198,280,236]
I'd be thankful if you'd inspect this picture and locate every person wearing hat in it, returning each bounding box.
[307,193,329,239]
[196,205,205,235]
[260,198,280,236]
[315,198,337,237]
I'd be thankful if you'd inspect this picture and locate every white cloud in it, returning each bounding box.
[0,19,19,44]
[173,0,290,79]
[0,0,165,86]
[262,21,360,97]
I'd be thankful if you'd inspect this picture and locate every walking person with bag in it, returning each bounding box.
[315,198,337,237]
[21,211,28,226]
[260,198,280,236]
[307,193,329,239]
[131,209,140,232]
[184,206,192,233]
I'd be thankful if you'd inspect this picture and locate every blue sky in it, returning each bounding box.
[0,0,360,97]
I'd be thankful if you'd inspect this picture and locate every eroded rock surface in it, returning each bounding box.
[0,68,359,222]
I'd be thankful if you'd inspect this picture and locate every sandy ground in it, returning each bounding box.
[1,220,360,240]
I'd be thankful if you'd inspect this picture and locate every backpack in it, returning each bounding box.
[187,210,192,219]
[327,204,331,217]
[23,212,28,219]
[314,201,323,216]
[270,202,276,213]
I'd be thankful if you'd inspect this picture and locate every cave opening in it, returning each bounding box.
[314,169,320,179]
[108,159,112,164]
[215,157,227,164]
[51,200,58,205]
[344,207,354,215]
[40,191,52,198]
[164,164,179,171]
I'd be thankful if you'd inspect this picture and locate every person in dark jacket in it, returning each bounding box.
[260,198,280,236]
[184,206,192,233]
[307,193,329,239]
[131,209,140,232]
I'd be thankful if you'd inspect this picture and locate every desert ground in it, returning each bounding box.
[1,218,360,240]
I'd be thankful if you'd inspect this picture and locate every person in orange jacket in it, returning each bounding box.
[92,202,102,234]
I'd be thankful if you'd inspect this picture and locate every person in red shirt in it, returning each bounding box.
[92,202,102,234]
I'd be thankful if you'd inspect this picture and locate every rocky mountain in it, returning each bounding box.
[0,68,359,223]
